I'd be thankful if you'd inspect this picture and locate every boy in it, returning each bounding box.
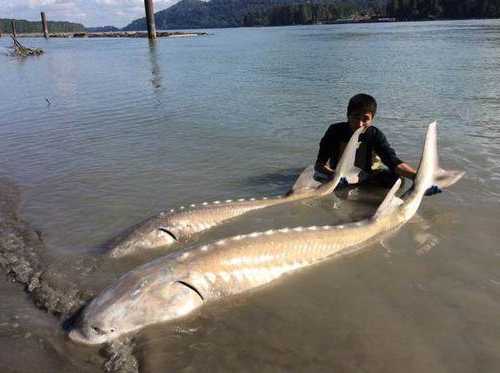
[315,93,440,194]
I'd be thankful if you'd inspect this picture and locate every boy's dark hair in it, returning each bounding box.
[347,94,377,117]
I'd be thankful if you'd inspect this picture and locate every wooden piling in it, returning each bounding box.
[11,20,16,37]
[144,0,157,40]
[41,12,49,39]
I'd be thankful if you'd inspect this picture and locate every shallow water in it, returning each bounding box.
[1,20,499,372]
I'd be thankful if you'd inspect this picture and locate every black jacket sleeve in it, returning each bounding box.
[373,129,403,171]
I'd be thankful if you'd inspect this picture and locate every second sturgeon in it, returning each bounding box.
[107,127,365,257]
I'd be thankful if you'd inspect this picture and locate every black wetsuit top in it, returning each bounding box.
[315,122,403,173]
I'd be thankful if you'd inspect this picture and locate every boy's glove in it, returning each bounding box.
[425,185,442,196]
[313,171,333,183]
[338,177,349,188]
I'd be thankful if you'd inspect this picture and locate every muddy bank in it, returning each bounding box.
[0,177,138,373]
[0,177,90,316]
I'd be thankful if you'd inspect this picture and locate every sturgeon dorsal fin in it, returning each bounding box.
[374,178,403,218]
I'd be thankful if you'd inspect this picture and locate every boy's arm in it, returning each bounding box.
[373,130,418,180]
[373,129,406,175]
[376,132,441,195]
[314,160,335,176]
[395,162,417,180]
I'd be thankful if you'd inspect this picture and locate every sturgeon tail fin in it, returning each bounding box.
[433,168,465,189]
[316,126,364,196]
[412,121,439,194]
[374,121,464,222]
[413,121,465,193]
[335,126,364,184]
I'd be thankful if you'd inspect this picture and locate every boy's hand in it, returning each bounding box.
[425,185,442,196]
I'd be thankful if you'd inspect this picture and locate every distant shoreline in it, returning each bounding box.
[323,16,500,25]
[2,16,499,39]
[1,30,208,38]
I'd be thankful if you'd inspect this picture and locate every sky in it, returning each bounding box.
[0,0,181,28]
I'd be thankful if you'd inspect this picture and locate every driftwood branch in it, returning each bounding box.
[9,34,44,57]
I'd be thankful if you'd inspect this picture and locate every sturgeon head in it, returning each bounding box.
[107,215,181,258]
[69,256,203,345]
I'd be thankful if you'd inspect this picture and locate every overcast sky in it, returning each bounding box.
[1,0,181,28]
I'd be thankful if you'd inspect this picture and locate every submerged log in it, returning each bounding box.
[13,30,208,38]
[9,34,44,57]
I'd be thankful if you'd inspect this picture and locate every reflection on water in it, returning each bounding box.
[0,19,500,373]
[148,40,162,90]
[240,166,306,193]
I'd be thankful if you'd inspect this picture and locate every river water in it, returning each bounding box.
[0,19,499,372]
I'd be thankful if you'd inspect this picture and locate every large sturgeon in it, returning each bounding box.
[70,122,464,345]
[106,127,364,258]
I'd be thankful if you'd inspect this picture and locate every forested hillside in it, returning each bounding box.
[242,4,340,26]
[0,18,85,34]
[386,0,500,19]
[123,0,389,30]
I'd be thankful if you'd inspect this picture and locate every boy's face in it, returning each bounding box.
[348,111,373,131]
